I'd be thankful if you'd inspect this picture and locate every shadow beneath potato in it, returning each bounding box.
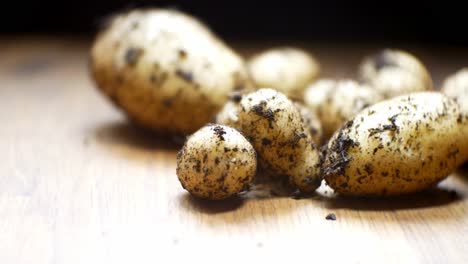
[238,171,299,200]
[177,191,304,225]
[322,187,461,211]
[178,193,245,214]
[92,120,183,161]
[178,171,302,216]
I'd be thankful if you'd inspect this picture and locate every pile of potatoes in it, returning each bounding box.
[90,8,468,200]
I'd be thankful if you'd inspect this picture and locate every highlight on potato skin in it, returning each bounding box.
[359,49,433,99]
[442,68,468,114]
[177,125,257,200]
[90,8,251,134]
[323,92,468,196]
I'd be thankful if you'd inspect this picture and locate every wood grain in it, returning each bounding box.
[0,37,467,264]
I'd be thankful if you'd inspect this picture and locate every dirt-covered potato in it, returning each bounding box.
[359,49,432,99]
[177,125,257,200]
[216,94,323,145]
[231,88,322,193]
[323,92,468,196]
[91,9,251,134]
[248,48,320,99]
[442,68,468,114]
[304,79,383,139]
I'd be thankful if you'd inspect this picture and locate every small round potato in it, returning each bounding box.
[441,68,468,114]
[248,48,320,99]
[177,125,257,200]
[323,92,468,196]
[359,49,432,99]
[235,88,322,193]
[304,79,383,139]
[91,9,251,134]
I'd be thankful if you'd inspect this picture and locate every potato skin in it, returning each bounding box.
[359,49,432,99]
[294,102,324,145]
[323,92,468,196]
[91,9,251,134]
[215,97,242,129]
[177,125,257,200]
[216,95,323,145]
[304,79,383,139]
[235,89,322,193]
[442,68,468,114]
[248,48,320,100]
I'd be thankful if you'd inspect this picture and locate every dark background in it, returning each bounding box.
[1,0,467,45]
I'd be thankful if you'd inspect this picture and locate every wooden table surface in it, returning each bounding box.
[1,37,467,264]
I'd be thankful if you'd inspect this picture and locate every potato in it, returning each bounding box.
[323,92,468,196]
[177,125,257,200]
[359,49,432,99]
[233,88,322,193]
[216,94,323,145]
[441,68,468,114]
[294,102,323,145]
[214,93,243,129]
[248,48,320,100]
[304,79,383,139]
[90,9,251,134]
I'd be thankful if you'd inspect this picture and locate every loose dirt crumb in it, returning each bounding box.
[326,213,337,221]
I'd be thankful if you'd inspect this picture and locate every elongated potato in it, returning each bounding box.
[359,49,432,99]
[234,88,322,193]
[91,9,251,134]
[304,79,383,139]
[177,125,257,200]
[248,48,320,99]
[442,68,468,114]
[323,92,468,196]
